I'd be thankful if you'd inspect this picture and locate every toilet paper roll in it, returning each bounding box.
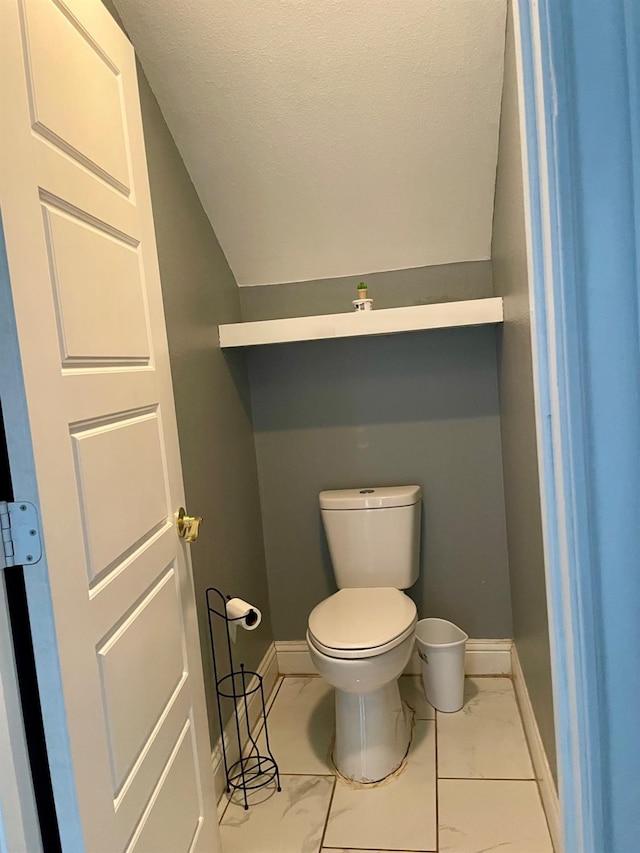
[225,598,262,632]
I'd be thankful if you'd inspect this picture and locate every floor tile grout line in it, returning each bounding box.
[283,771,335,777]
[218,795,230,822]
[266,675,286,718]
[463,673,512,678]
[244,674,285,746]
[438,776,538,782]
[272,771,336,778]
[316,773,337,852]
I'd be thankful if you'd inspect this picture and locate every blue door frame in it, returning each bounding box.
[517,1,640,850]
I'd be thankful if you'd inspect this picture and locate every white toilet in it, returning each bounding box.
[306,485,421,783]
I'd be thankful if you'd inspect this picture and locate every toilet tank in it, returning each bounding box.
[319,486,422,589]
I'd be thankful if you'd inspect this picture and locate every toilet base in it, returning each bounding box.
[333,680,411,783]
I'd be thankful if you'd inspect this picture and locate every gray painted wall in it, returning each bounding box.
[240,262,492,321]
[138,73,273,746]
[492,2,556,780]
[105,0,273,748]
[248,328,512,640]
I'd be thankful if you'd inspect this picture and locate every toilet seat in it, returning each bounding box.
[307,588,417,660]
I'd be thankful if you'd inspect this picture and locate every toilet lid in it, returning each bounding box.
[308,588,417,653]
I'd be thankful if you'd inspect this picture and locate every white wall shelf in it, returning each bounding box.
[218,297,503,348]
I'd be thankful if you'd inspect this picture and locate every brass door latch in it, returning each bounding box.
[175,507,202,542]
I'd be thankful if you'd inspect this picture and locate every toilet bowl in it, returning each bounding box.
[308,485,422,783]
[307,586,417,782]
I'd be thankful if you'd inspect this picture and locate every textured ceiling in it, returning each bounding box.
[114,0,507,286]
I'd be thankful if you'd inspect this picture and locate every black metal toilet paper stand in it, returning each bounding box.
[206,587,281,810]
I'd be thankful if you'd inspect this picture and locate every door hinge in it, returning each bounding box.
[0,501,42,568]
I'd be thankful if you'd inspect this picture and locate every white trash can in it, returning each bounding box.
[415,618,468,713]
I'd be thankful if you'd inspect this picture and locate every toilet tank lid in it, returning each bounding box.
[319,485,421,510]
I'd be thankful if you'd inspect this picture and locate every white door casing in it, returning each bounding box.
[0,1,221,851]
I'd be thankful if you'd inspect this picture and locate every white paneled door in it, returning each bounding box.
[0,1,221,851]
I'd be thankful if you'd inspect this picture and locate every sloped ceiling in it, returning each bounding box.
[114,0,507,286]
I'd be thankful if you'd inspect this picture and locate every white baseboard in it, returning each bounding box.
[273,641,318,676]
[211,641,279,811]
[511,644,561,852]
[275,638,513,677]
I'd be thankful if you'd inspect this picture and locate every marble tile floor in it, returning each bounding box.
[219,675,553,853]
